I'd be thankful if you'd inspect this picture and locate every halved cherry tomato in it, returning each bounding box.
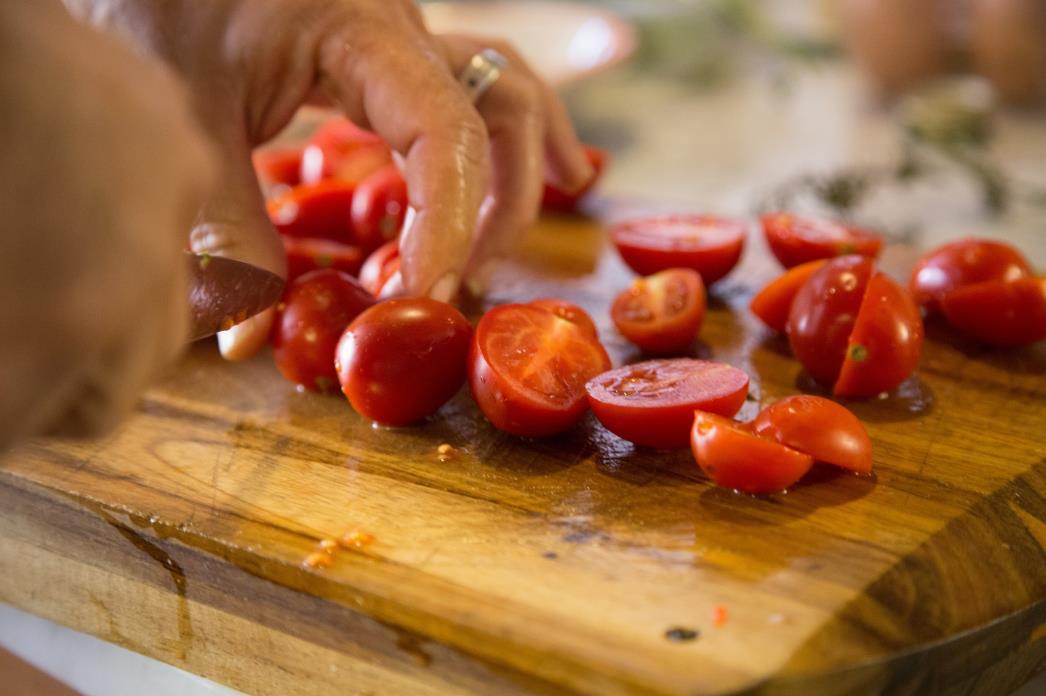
[611,215,746,284]
[271,270,375,393]
[691,412,813,495]
[528,298,599,339]
[611,269,706,355]
[750,396,872,474]
[940,278,1046,347]
[542,145,607,212]
[253,147,303,189]
[300,117,392,186]
[268,180,355,242]
[762,213,883,268]
[586,359,749,448]
[336,298,472,425]
[909,238,1032,312]
[749,259,828,333]
[351,165,407,253]
[283,237,364,282]
[358,240,401,296]
[469,304,611,437]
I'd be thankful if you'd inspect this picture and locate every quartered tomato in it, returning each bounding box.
[940,278,1046,347]
[358,240,401,296]
[283,237,364,282]
[749,259,828,333]
[586,359,749,448]
[300,117,392,186]
[528,298,599,339]
[336,298,472,425]
[750,396,872,474]
[271,270,375,393]
[610,215,746,284]
[691,412,813,495]
[611,268,706,355]
[351,165,407,253]
[469,304,611,437]
[268,180,355,242]
[909,238,1031,312]
[762,213,883,268]
[542,145,607,212]
[253,147,303,190]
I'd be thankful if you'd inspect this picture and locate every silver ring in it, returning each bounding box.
[458,48,508,104]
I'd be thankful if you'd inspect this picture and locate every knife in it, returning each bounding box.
[186,252,285,341]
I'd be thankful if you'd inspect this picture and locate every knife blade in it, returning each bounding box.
[186,252,285,341]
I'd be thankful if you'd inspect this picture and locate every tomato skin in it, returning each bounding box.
[610,215,746,284]
[253,147,303,189]
[358,240,401,296]
[469,304,611,437]
[528,298,599,339]
[940,278,1046,347]
[300,118,392,186]
[271,270,375,393]
[283,237,364,282]
[586,359,749,448]
[749,259,829,333]
[750,396,873,474]
[909,238,1032,312]
[762,213,883,268]
[834,272,923,398]
[787,256,875,388]
[611,268,706,355]
[542,145,607,212]
[351,165,408,253]
[691,412,814,495]
[268,180,356,242]
[336,298,472,425]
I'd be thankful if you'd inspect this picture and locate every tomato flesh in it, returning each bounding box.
[762,213,882,268]
[611,215,746,284]
[909,238,1031,312]
[940,278,1046,347]
[749,259,829,333]
[336,298,471,425]
[351,165,407,254]
[586,359,749,448]
[750,396,872,474]
[300,117,392,186]
[268,180,356,242]
[358,240,401,296]
[691,412,813,495]
[283,237,364,282]
[528,298,599,339]
[469,304,611,437]
[542,145,607,212]
[611,268,706,355]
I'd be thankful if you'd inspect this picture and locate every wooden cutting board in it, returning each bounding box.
[1,213,1044,696]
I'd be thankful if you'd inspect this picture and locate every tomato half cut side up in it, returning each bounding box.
[528,298,599,339]
[469,304,611,437]
[750,396,873,474]
[586,359,749,448]
[762,213,883,268]
[610,215,746,284]
[691,412,813,495]
[749,259,829,333]
[940,278,1046,347]
[909,238,1032,312]
[611,268,706,355]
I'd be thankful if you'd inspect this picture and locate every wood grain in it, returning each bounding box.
[1,214,1044,695]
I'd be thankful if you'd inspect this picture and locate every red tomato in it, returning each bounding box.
[542,145,607,212]
[528,298,599,339]
[253,147,303,189]
[610,215,746,284]
[351,165,408,253]
[940,278,1046,347]
[358,240,401,296]
[336,298,472,425]
[283,237,364,282]
[268,180,355,242]
[749,396,873,474]
[469,304,611,437]
[909,238,1032,312]
[691,412,813,495]
[586,359,749,448]
[749,259,829,333]
[762,213,883,268]
[834,271,923,398]
[300,117,392,186]
[271,270,375,393]
[611,269,706,355]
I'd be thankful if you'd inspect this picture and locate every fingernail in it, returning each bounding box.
[465,260,499,297]
[428,273,460,303]
[378,271,405,299]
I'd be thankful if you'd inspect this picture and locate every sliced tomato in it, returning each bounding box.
[749,396,872,474]
[762,213,883,268]
[749,259,829,332]
[300,117,392,186]
[358,240,401,296]
[611,268,706,355]
[691,412,813,495]
[253,147,303,190]
[528,298,599,339]
[351,165,407,253]
[586,359,749,448]
[940,278,1046,347]
[469,304,611,437]
[542,145,607,212]
[611,215,746,284]
[909,238,1032,312]
[283,237,364,282]
[268,180,355,242]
